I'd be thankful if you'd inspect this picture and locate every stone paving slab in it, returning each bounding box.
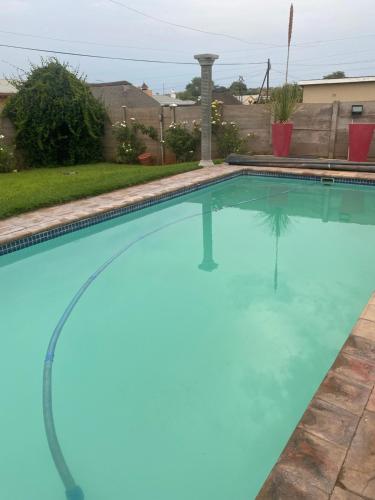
[331,486,364,499]
[257,292,375,499]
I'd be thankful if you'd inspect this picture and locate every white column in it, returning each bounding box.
[194,53,219,167]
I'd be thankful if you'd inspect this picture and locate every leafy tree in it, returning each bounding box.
[177,77,202,101]
[177,76,215,101]
[323,71,346,79]
[4,58,106,166]
[229,80,247,95]
[247,87,261,95]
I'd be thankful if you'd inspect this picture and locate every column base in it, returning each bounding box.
[198,260,218,272]
[199,160,215,167]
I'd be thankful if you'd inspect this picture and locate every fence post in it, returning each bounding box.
[194,53,219,166]
[328,100,340,159]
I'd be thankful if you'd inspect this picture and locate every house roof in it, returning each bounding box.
[0,79,17,95]
[152,95,196,106]
[89,80,132,87]
[299,76,375,86]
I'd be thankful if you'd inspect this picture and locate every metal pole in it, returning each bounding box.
[121,105,127,124]
[266,59,270,101]
[159,108,165,165]
[194,53,219,167]
[170,103,177,123]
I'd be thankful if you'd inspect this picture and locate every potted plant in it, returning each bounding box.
[137,152,154,165]
[270,84,300,157]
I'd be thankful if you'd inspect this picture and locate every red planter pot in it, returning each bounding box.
[138,152,153,165]
[272,123,294,157]
[348,124,375,162]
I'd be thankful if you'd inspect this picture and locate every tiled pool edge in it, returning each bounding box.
[2,164,375,255]
[0,168,239,255]
[257,292,375,500]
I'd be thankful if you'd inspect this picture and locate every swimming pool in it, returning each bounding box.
[2,174,375,500]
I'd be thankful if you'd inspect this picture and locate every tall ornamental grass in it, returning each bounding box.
[270,84,301,123]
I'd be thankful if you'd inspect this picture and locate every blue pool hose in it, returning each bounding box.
[42,188,295,498]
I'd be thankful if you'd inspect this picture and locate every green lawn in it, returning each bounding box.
[0,162,202,219]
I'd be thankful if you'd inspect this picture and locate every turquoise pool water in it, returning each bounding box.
[1,175,375,500]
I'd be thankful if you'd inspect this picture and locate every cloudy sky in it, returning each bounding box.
[1,0,375,93]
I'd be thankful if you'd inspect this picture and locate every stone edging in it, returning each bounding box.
[2,164,375,255]
[257,293,375,500]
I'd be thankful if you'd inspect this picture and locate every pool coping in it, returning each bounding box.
[257,293,375,500]
[2,163,375,255]
[2,162,375,497]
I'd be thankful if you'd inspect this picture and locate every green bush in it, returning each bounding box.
[215,122,247,156]
[3,58,106,167]
[270,84,301,123]
[211,100,248,156]
[164,122,200,162]
[0,134,14,173]
[112,119,158,164]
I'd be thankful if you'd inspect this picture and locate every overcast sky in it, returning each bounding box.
[1,0,375,93]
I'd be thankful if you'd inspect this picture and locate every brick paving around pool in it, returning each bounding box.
[257,294,375,499]
[2,162,375,499]
[2,163,375,248]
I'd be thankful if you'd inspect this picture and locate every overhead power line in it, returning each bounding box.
[0,29,191,54]
[0,43,268,66]
[294,33,375,47]
[274,58,375,68]
[108,0,282,48]
[0,43,196,65]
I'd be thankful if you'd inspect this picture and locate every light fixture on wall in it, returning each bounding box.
[352,104,364,117]
[169,102,178,122]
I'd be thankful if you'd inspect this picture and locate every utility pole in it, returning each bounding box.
[286,3,294,84]
[257,61,271,104]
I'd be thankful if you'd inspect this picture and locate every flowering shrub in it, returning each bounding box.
[0,134,14,173]
[211,100,248,157]
[112,119,158,164]
[164,121,201,162]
